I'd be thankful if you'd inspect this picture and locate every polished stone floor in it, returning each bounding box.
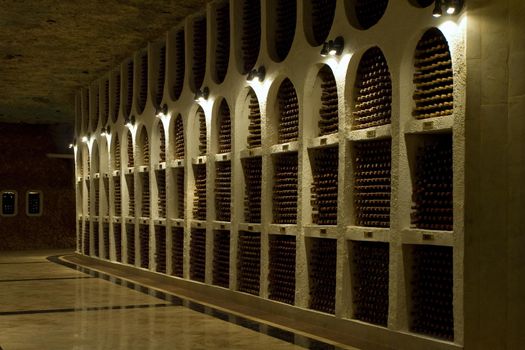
[0,250,326,350]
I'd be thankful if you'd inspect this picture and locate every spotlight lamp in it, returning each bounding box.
[194,87,210,102]
[69,139,76,149]
[101,125,111,137]
[320,36,345,57]
[156,104,168,118]
[433,0,463,17]
[125,115,136,128]
[247,66,266,82]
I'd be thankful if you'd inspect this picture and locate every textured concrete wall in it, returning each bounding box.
[465,0,525,349]
[0,123,75,250]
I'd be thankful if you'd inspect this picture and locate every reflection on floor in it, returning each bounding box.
[0,250,348,350]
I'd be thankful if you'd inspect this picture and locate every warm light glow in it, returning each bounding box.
[69,143,74,149]
[81,136,88,143]
[433,12,442,18]
[446,6,455,14]
[126,121,133,128]
[329,49,337,56]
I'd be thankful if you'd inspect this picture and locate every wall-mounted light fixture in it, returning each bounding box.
[81,135,89,143]
[125,115,136,128]
[433,0,463,17]
[194,87,210,102]
[321,36,345,57]
[69,138,76,149]
[247,66,266,82]
[101,126,111,137]
[156,104,168,118]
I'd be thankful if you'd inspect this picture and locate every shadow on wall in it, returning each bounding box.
[0,123,75,250]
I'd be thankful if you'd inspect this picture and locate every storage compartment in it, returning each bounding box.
[269,0,296,62]
[213,2,230,84]
[114,223,122,262]
[137,51,148,114]
[192,164,206,221]
[139,224,149,269]
[191,16,207,91]
[272,152,298,224]
[156,169,166,218]
[309,146,338,225]
[307,237,336,314]
[242,157,262,223]
[171,227,184,277]
[155,225,166,273]
[213,229,230,288]
[126,223,135,265]
[190,228,206,282]
[268,234,296,305]
[237,230,260,295]
[274,78,299,145]
[215,161,231,222]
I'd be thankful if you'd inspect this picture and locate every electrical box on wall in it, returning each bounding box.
[1,191,17,216]
[26,191,43,216]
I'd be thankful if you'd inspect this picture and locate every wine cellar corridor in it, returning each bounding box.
[64,0,524,350]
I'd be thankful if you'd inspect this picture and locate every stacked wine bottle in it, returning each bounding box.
[156,45,166,107]
[213,230,230,288]
[126,174,135,216]
[214,3,230,83]
[277,79,299,144]
[318,66,339,136]
[103,177,110,216]
[218,102,231,154]
[173,30,185,100]
[141,173,150,217]
[413,28,453,120]
[311,147,338,225]
[215,161,231,222]
[190,228,206,282]
[114,223,122,262]
[354,0,388,30]
[171,227,184,277]
[193,165,207,220]
[114,177,121,216]
[125,61,133,116]
[192,17,207,90]
[94,179,100,216]
[353,139,391,227]
[352,241,389,326]
[269,235,296,305]
[156,170,166,218]
[155,226,166,273]
[139,224,149,269]
[242,157,262,223]
[83,221,90,255]
[198,108,207,156]
[103,223,110,259]
[159,123,166,162]
[353,47,392,130]
[138,53,148,113]
[174,114,185,159]
[91,87,99,130]
[85,180,90,215]
[141,131,150,165]
[127,131,134,167]
[113,135,121,169]
[241,0,260,73]
[77,220,82,252]
[274,0,296,61]
[308,238,336,314]
[237,231,261,295]
[126,224,135,265]
[175,169,185,218]
[310,0,336,46]
[411,137,453,231]
[113,72,121,122]
[103,79,109,125]
[273,153,298,224]
[410,245,453,340]
[247,90,262,148]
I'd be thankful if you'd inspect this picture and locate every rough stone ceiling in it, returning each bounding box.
[0,0,209,124]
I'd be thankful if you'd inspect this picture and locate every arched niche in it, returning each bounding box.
[123,59,134,118]
[190,16,207,92]
[91,141,100,174]
[112,133,121,171]
[156,121,167,163]
[136,125,150,166]
[169,28,185,101]
[126,129,134,168]
[171,113,185,160]
[81,88,90,133]
[267,0,296,62]
[270,77,300,145]
[101,78,109,127]
[110,69,121,123]
[212,2,230,84]
[304,64,339,140]
[236,0,261,74]
[154,42,166,108]
[345,0,389,30]
[90,84,99,132]
[351,46,392,130]
[412,27,453,120]
[213,98,232,155]
[237,87,261,150]
[137,51,148,114]
[304,0,336,47]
